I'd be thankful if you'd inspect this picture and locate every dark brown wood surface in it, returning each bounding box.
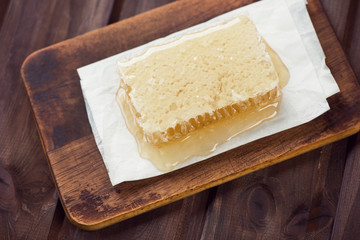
[1,0,359,239]
[21,0,360,230]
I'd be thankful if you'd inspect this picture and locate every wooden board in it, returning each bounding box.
[21,0,360,230]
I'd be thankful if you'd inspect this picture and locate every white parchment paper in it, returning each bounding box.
[78,0,339,185]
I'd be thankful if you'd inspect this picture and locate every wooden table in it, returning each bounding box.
[1,0,359,239]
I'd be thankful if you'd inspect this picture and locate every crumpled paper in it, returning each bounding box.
[78,0,339,185]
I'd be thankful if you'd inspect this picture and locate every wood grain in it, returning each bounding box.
[0,0,114,238]
[0,0,9,30]
[320,0,351,44]
[200,139,347,239]
[119,0,176,20]
[331,135,360,239]
[54,190,209,239]
[20,0,360,231]
[322,0,360,79]
[330,0,360,238]
[345,0,360,80]
[0,0,358,238]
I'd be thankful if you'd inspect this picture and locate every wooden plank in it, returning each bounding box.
[0,0,114,238]
[200,139,347,239]
[331,134,360,239]
[0,0,9,30]
[345,0,360,80]
[55,190,209,239]
[21,0,360,230]
[322,0,359,79]
[108,0,125,24]
[320,0,351,44]
[330,0,360,238]
[47,200,67,240]
[119,0,176,20]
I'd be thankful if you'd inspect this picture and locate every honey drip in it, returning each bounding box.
[117,42,289,172]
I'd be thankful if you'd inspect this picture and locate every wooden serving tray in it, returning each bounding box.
[21,0,360,230]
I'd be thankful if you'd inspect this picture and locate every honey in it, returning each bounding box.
[116,40,289,172]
